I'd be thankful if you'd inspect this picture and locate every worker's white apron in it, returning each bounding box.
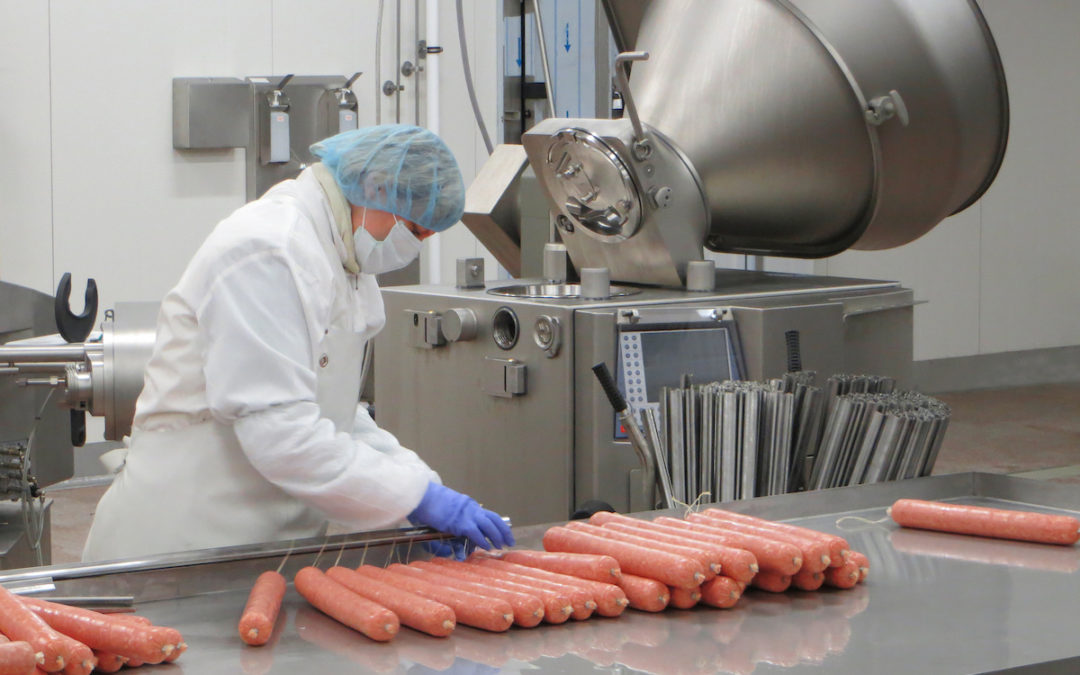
[83,196,365,561]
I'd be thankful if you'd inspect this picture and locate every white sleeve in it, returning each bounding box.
[198,250,431,529]
[350,405,442,485]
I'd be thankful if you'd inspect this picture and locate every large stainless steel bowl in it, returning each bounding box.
[621,0,1008,256]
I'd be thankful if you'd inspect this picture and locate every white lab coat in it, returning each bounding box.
[82,168,438,561]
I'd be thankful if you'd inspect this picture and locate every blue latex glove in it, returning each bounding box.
[420,537,467,561]
[409,483,515,551]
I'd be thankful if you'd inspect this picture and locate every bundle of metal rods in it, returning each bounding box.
[657,374,950,503]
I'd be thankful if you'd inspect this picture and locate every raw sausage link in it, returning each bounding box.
[791,567,825,592]
[564,522,721,580]
[0,585,71,673]
[154,626,186,664]
[415,560,556,625]
[326,566,457,636]
[449,559,594,621]
[293,567,399,642]
[55,636,94,675]
[238,571,286,646]
[847,550,870,582]
[352,565,512,632]
[468,558,628,618]
[543,526,706,589]
[18,597,169,666]
[668,586,701,610]
[583,514,760,583]
[89,651,125,673]
[890,498,1080,545]
[498,550,621,582]
[688,512,831,573]
[650,516,801,576]
[823,559,860,589]
[749,571,792,593]
[0,641,37,675]
[703,508,850,567]
[614,574,669,612]
[395,563,545,628]
[700,576,742,609]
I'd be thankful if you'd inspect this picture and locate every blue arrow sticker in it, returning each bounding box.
[564,23,571,53]
[516,36,522,67]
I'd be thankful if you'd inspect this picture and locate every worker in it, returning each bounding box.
[82,125,513,561]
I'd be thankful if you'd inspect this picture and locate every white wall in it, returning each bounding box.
[817,0,1080,361]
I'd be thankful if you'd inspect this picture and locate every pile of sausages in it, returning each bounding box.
[238,509,871,650]
[546,509,869,608]
[0,585,185,674]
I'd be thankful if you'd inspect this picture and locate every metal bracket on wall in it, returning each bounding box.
[172,75,361,201]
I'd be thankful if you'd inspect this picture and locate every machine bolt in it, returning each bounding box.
[557,214,575,233]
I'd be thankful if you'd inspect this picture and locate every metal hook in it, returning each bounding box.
[54,272,98,343]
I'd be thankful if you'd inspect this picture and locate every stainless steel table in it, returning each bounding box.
[2,472,1079,674]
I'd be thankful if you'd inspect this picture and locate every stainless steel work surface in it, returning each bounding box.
[3,473,1079,674]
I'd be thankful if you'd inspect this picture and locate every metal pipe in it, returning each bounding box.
[455,0,494,154]
[530,0,556,118]
[395,0,402,123]
[375,0,385,124]
[0,345,87,363]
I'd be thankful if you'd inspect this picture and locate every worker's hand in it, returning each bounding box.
[409,483,515,551]
[421,538,467,561]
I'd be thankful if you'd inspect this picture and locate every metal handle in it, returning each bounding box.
[54,273,98,344]
[344,71,363,88]
[613,51,651,159]
[591,362,627,413]
[273,73,294,90]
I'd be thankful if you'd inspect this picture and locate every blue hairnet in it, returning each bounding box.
[310,125,465,232]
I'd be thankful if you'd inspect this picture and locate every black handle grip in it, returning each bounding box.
[70,410,86,448]
[592,362,627,414]
[54,272,98,343]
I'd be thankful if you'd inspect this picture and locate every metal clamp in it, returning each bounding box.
[613,51,652,160]
[865,89,909,127]
[54,273,98,344]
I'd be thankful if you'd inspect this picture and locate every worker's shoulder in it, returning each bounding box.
[199,197,331,280]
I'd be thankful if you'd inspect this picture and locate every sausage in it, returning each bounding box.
[650,516,802,576]
[467,558,628,618]
[563,521,721,580]
[17,597,169,666]
[352,565,512,632]
[447,558,594,621]
[0,641,37,675]
[0,586,75,673]
[238,571,286,646]
[889,498,1080,545]
[496,550,621,582]
[823,559,860,589]
[749,571,791,593]
[392,562,544,628]
[702,508,850,567]
[293,567,399,642]
[615,574,669,612]
[847,550,870,582]
[700,576,742,609]
[687,512,831,573]
[543,526,706,589]
[587,513,760,583]
[421,557,574,622]
[668,586,702,610]
[326,566,457,636]
[89,651,125,674]
[790,566,825,591]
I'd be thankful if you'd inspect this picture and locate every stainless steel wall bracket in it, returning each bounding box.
[483,357,527,398]
[405,310,446,349]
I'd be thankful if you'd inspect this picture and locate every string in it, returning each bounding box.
[359,542,370,568]
[834,514,892,532]
[673,491,712,519]
[312,537,330,568]
[275,539,296,574]
[332,537,347,568]
[405,536,414,564]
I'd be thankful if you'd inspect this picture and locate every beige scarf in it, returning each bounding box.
[310,162,360,274]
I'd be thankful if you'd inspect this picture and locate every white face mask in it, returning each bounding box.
[353,218,423,275]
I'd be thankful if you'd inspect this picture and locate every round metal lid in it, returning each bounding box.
[486,283,642,299]
[544,128,642,241]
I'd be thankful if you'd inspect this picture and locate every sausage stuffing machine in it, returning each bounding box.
[375,0,1008,526]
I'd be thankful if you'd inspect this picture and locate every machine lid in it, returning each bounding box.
[544,128,643,242]
[487,283,642,299]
